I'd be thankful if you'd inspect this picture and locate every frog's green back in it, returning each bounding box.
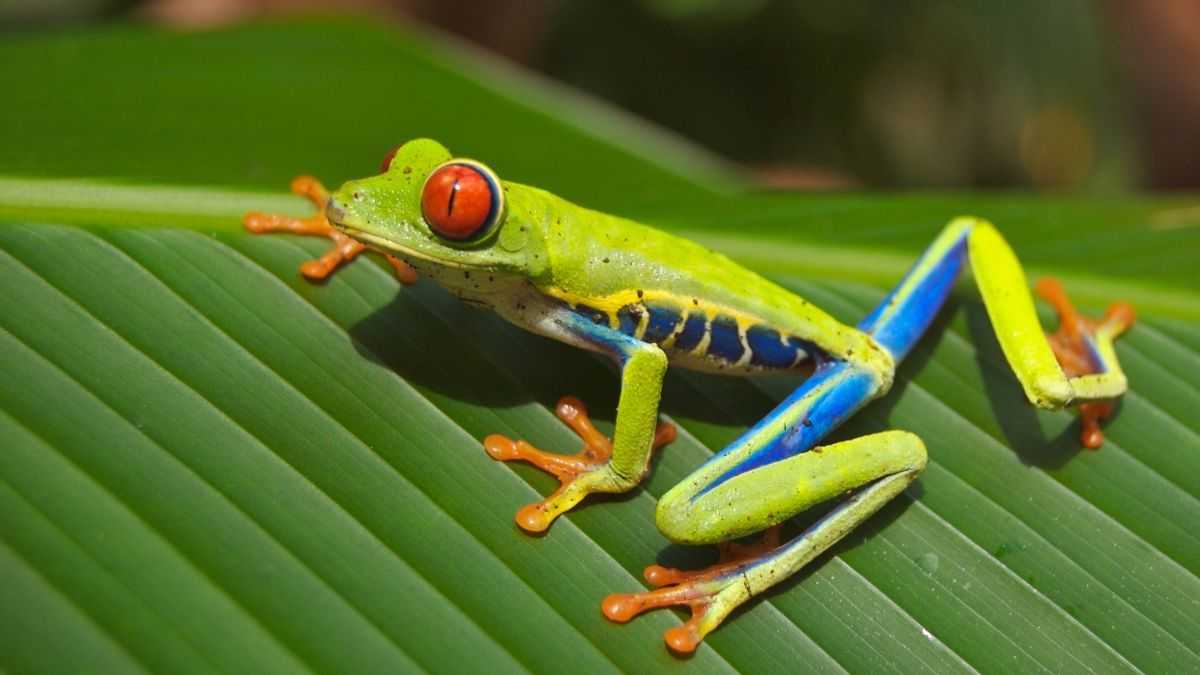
[509,182,874,369]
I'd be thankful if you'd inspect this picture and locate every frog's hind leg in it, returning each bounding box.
[860,217,1135,444]
[606,357,926,653]
[244,176,417,283]
[610,431,927,654]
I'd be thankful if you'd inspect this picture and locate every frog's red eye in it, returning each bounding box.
[380,145,401,172]
[420,161,503,241]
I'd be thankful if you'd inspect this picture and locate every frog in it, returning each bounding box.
[243,138,1134,654]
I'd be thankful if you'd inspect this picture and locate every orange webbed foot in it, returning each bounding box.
[602,575,724,655]
[244,175,418,283]
[1035,277,1136,449]
[483,396,675,533]
[602,527,784,654]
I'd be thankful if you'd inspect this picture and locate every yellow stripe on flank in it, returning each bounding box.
[547,287,770,336]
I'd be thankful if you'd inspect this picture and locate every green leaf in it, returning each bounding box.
[2,18,1198,675]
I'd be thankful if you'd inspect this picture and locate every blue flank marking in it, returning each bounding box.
[858,233,968,361]
[674,311,707,351]
[747,325,797,368]
[707,315,745,363]
[644,303,681,343]
[696,360,877,497]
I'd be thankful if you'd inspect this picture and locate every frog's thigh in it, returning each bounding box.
[657,430,927,545]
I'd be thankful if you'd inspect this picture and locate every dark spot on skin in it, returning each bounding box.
[803,418,813,428]
[812,446,823,453]
[617,305,640,335]
[488,275,494,282]
[464,271,470,279]
[402,166,412,174]
[636,289,644,299]
[602,258,610,263]
[692,298,699,305]
[519,226,526,232]
[573,303,610,326]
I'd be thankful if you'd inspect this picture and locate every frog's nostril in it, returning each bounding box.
[326,198,346,225]
[353,191,363,201]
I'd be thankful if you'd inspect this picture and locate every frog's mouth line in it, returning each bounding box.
[333,220,473,272]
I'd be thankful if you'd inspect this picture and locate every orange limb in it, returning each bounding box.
[1035,277,1136,448]
[243,175,418,284]
[602,526,785,654]
[483,396,676,533]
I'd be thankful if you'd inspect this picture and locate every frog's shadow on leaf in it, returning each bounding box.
[964,303,1089,469]
[347,278,778,428]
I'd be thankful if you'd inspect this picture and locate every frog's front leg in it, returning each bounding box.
[483,310,677,533]
[244,176,418,283]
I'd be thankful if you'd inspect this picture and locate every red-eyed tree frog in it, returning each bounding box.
[244,139,1134,654]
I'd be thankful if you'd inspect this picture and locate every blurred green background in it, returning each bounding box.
[4,0,1199,192]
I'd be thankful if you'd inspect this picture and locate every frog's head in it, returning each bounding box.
[326,139,541,293]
